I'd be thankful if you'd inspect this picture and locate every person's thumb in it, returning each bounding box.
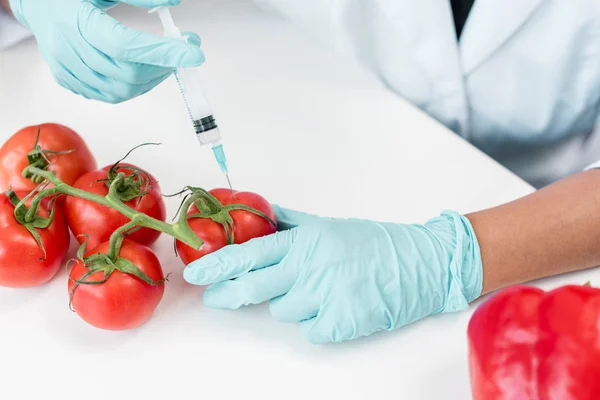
[182,31,201,47]
[115,0,181,8]
[273,205,323,231]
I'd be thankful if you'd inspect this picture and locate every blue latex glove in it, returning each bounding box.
[184,206,483,344]
[9,0,204,103]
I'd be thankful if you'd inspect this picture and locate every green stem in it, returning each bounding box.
[171,192,208,244]
[178,195,198,226]
[107,220,137,261]
[26,166,203,251]
[24,187,60,222]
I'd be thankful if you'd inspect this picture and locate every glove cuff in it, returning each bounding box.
[437,210,483,312]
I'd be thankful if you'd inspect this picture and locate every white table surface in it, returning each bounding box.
[3,1,593,399]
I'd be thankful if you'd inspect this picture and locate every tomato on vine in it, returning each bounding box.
[176,188,277,265]
[68,239,166,330]
[0,123,96,192]
[65,162,166,250]
[0,190,70,288]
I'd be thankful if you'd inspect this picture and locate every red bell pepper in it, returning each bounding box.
[467,284,600,400]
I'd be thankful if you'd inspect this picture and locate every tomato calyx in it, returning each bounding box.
[97,143,161,203]
[25,162,204,251]
[22,126,75,184]
[5,188,58,260]
[180,187,276,245]
[68,236,169,311]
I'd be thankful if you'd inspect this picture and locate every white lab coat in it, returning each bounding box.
[255,0,600,188]
[3,1,600,187]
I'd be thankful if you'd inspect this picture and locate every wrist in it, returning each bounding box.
[426,211,483,309]
[467,170,600,297]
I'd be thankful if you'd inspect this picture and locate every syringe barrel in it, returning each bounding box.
[174,66,222,146]
[175,66,213,121]
[153,7,223,147]
[197,126,222,146]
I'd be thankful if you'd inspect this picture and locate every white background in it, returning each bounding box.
[1,1,595,399]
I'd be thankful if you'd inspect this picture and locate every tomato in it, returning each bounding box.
[176,188,277,265]
[68,240,165,330]
[0,191,70,288]
[64,163,166,250]
[178,217,229,264]
[0,123,96,192]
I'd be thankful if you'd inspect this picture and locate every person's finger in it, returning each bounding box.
[183,229,296,285]
[182,31,201,47]
[117,0,181,7]
[300,303,355,344]
[122,72,172,100]
[82,48,173,85]
[79,4,204,67]
[273,205,322,231]
[52,59,120,102]
[104,63,172,86]
[269,282,321,322]
[94,73,169,102]
[202,262,296,309]
[301,297,384,344]
[60,49,172,102]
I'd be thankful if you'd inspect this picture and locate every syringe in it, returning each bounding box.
[150,6,233,192]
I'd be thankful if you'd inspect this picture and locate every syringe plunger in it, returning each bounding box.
[151,6,231,179]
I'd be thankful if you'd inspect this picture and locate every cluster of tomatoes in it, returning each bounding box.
[0,123,277,331]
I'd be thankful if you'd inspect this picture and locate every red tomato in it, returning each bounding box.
[176,188,277,264]
[0,123,97,192]
[0,191,70,288]
[68,240,165,331]
[64,163,166,250]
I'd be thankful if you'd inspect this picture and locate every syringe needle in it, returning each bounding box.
[225,173,236,199]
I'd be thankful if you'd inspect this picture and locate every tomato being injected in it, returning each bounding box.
[176,188,277,265]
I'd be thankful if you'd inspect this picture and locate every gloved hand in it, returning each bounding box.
[8,0,204,103]
[184,206,484,344]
